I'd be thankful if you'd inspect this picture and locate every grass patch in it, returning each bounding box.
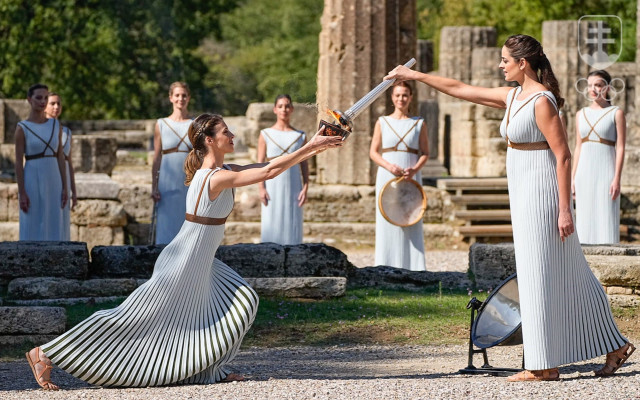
[3,289,637,360]
[244,287,483,347]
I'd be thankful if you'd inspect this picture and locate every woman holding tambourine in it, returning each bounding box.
[369,82,429,271]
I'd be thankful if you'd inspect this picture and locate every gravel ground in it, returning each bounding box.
[2,343,639,400]
[346,250,469,272]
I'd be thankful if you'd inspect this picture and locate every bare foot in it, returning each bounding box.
[220,373,245,383]
[25,347,59,390]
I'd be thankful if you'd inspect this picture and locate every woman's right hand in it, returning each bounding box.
[387,163,404,177]
[384,65,420,82]
[307,127,344,153]
[151,190,161,203]
[259,187,270,206]
[19,192,30,213]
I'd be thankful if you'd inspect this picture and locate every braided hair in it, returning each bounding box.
[184,113,225,185]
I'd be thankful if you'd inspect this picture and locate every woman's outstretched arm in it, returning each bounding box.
[212,128,341,197]
[385,65,512,109]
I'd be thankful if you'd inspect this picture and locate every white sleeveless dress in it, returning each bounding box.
[501,87,626,370]
[42,167,259,386]
[374,116,425,271]
[18,118,64,241]
[61,126,72,241]
[260,128,305,245]
[574,106,620,244]
[156,118,193,244]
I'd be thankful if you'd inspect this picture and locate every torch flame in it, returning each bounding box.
[326,109,342,123]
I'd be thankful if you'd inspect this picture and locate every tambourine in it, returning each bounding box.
[378,177,427,227]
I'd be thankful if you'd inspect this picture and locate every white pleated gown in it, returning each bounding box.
[156,118,193,244]
[501,87,626,370]
[42,167,259,386]
[61,126,72,241]
[260,128,305,245]
[18,119,64,241]
[374,117,425,271]
[574,106,620,244]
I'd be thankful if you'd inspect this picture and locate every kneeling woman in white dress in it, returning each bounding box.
[257,94,308,244]
[572,70,626,244]
[386,34,633,381]
[369,82,429,271]
[25,114,342,390]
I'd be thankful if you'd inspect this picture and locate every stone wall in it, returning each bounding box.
[469,243,640,307]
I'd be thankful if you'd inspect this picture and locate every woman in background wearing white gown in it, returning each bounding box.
[369,82,429,271]
[257,94,308,244]
[572,70,626,244]
[45,93,77,240]
[151,82,193,244]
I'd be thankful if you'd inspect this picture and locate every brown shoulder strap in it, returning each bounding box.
[581,107,617,141]
[192,169,216,216]
[161,118,192,151]
[381,117,421,152]
[19,120,58,156]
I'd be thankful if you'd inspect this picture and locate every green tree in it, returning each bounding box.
[202,0,324,114]
[417,0,636,68]
[0,0,238,119]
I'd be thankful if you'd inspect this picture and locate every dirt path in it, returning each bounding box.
[2,343,638,400]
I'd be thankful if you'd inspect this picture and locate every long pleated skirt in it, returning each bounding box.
[507,147,626,370]
[41,220,259,387]
[574,142,620,244]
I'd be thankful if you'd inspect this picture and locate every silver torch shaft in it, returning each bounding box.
[343,58,417,122]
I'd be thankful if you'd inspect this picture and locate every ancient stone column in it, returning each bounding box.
[542,20,591,149]
[316,0,416,185]
[437,26,496,176]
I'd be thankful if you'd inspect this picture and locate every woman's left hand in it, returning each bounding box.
[558,208,574,242]
[609,179,621,201]
[298,187,308,207]
[71,192,78,211]
[402,166,419,180]
[61,190,68,209]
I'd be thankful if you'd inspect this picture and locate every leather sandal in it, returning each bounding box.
[220,373,245,383]
[594,342,636,377]
[25,347,59,390]
[507,368,560,382]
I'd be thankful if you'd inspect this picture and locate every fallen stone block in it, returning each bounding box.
[218,243,286,277]
[587,255,640,287]
[7,277,141,299]
[245,277,346,298]
[0,241,88,279]
[0,306,66,334]
[90,245,163,278]
[0,335,60,347]
[11,296,127,306]
[348,266,469,290]
[284,243,355,277]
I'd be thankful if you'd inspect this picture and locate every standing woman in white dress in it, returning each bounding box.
[25,114,342,390]
[386,34,633,381]
[45,93,77,240]
[572,70,626,244]
[257,94,308,244]
[15,83,68,240]
[151,82,193,244]
[369,82,429,271]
